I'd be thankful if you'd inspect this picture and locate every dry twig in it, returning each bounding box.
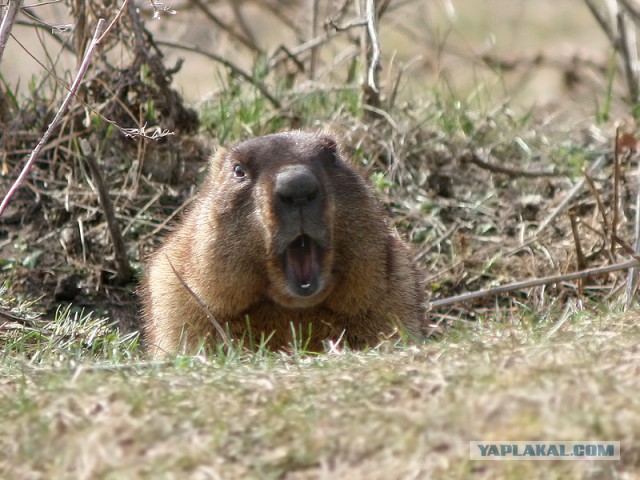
[465,149,557,178]
[156,39,281,109]
[569,213,587,295]
[359,0,382,107]
[584,0,640,102]
[164,255,232,350]
[0,0,23,64]
[584,0,616,44]
[626,152,640,304]
[430,258,640,309]
[0,18,107,217]
[79,139,131,283]
[611,128,622,259]
[534,153,609,236]
[188,0,261,54]
[127,1,196,132]
[616,11,639,102]
[309,0,320,79]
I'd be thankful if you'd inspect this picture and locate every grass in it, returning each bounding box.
[1,299,638,479]
[3,2,640,478]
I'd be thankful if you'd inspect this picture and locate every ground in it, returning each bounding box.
[1,0,639,478]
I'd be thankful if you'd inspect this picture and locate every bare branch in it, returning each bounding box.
[164,255,232,350]
[79,139,131,284]
[156,39,281,109]
[534,153,609,236]
[465,149,557,178]
[309,0,319,79]
[188,0,261,54]
[616,11,639,102]
[0,18,107,217]
[619,0,640,25]
[626,151,640,305]
[584,0,617,45]
[430,258,640,309]
[0,0,24,64]
[364,0,382,95]
[229,1,257,51]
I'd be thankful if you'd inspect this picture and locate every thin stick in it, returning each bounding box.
[229,1,257,51]
[617,11,639,102]
[583,170,611,241]
[309,0,320,79]
[140,197,194,242]
[534,153,608,236]
[0,0,24,64]
[467,150,557,178]
[164,255,232,349]
[569,213,586,295]
[188,0,260,54]
[611,129,621,258]
[430,258,640,309]
[583,0,617,45]
[619,0,640,25]
[268,16,366,70]
[626,154,640,305]
[0,18,106,217]
[79,139,131,283]
[365,0,381,92]
[156,39,281,109]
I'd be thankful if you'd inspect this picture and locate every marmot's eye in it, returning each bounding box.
[233,164,247,179]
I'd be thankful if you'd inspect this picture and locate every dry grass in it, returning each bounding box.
[2,2,640,478]
[0,305,638,479]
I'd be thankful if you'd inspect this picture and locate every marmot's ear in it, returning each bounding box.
[318,134,338,153]
[318,134,343,165]
[208,146,229,175]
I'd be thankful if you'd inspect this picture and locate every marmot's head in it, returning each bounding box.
[208,131,368,309]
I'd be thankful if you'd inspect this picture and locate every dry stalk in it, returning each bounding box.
[584,0,640,102]
[611,128,622,259]
[309,0,320,79]
[584,0,617,44]
[188,0,261,54]
[569,213,586,295]
[258,1,302,37]
[164,255,232,350]
[156,39,281,109]
[430,258,640,309]
[583,170,611,240]
[79,139,131,283]
[127,1,195,132]
[0,0,24,64]
[626,152,640,305]
[72,0,87,66]
[229,1,257,51]
[140,196,194,242]
[364,0,381,95]
[534,153,609,236]
[465,149,557,178]
[617,10,639,102]
[268,13,365,72]
[358,0,382,109]
[0,18,107,217]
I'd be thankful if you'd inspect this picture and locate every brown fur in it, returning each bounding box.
[141,131,425,357]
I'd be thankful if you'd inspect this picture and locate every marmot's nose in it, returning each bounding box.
[276,166,320,207]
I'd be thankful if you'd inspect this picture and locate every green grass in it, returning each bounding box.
[1,300,638,479]
[3,3,640,477]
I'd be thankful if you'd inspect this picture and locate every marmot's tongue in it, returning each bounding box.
[285,234,315,290]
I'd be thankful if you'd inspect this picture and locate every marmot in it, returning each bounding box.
[142,131,425,357]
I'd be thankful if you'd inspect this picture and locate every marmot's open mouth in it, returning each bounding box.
[283,234,323,297]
